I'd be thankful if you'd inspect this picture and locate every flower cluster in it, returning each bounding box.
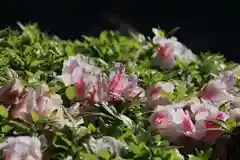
[149,101,228,144]
[61,55,145,104]
[58,47,240,146]
[0,79,62,121]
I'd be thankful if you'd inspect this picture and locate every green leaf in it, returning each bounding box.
[99,150,111,160]
[0,105,8,118]
[129,142,141,155]
[155,135,161,141]
[76,126,89,138]
[226,118,237,131]
[88,123,97,133]
[79,152,99,160]
[175,83,187,100]
[159,89,173,100]
[1,125,13,133]
[100,31,108,42]
[152,28,165,37]
[65,86,76,100]
[236,68,240,77]
[30,60,45,67]
[118,114,135,128]
[31,111,40,122]
[65,45,75,56]
[219,102,228,112]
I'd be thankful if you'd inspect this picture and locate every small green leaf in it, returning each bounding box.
[0,105,8,118]
[31,111,40,122]
[79,152,99,160]
[100,31,108,42]
[155,135,161,141]
[76,126,89,138]
[99,150,111,160]
[226,118,237,131]
[65,45,74,56]
[118,114,135,128]
[129,142,141,155]
[175,83,187,100]
[235,68,240,77]
[65,86,76,100]
[88,123,97,133]
[152,28,165,37]
[1,125,13,133]
[30,60,45,67]
[219,103,228,112]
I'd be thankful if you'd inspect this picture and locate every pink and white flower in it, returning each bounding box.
[61,56,144,104]
[106,63,145,101]
[149,104,195,142]
[146,82,174,108]
[0,136,42,160]
[190,102,228,144]
[199,70,237,103]
[149,101,228,144]
[0,79,25,106]
[60,54,100,86]
[151,36,196,69]
[11,84,62,121]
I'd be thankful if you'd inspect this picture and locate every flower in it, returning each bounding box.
[151,36,196,69]
[61,57,144,104]
[106,63,145,101]
[149,101,228,144]
[60,54,101,86]
[193,103,228,144]
[228,97,240,121]
[146,82,174,108]
[0,136,42,160]
[149,104,195,142]
[199,70,237,103]
[11,84,62,121]
[0,79,24,106]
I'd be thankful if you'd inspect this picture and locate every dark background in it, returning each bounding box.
[0,1,238,61]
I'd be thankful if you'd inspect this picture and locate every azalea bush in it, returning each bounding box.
[0,23,239,160]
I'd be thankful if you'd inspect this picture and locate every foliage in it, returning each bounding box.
[0,23,238,160]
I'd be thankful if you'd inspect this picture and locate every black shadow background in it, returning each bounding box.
[0,1,239,61]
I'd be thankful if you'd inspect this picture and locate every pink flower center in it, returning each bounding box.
[69,63,78,73]
[157,44,172,60]
[149,86,162,97]
[200,84,216,100]
[108,64,124,92]
[90,87,97,104]
[75,79,85,97]
[153,113,166,124]
[204,113,225,138]
[183,117,193,131]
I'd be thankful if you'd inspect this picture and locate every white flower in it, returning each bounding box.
[151,36,196,69]
[0,136,42,160]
